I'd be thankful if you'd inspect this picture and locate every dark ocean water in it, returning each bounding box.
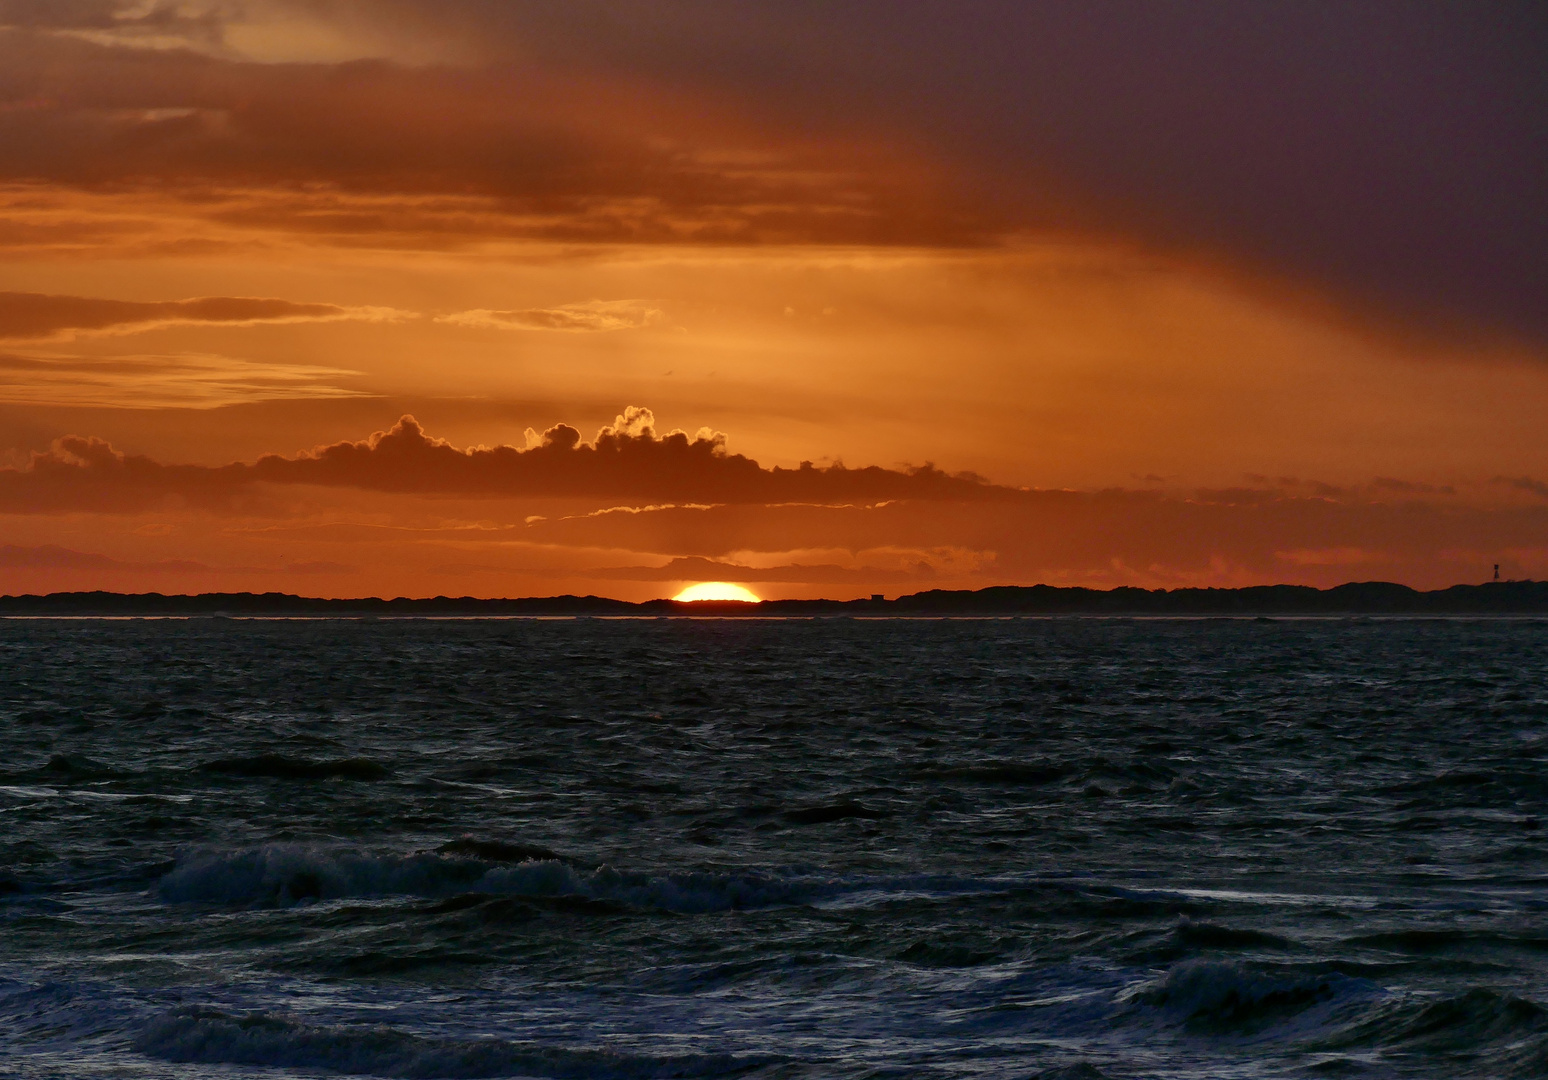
[2,616,1547,1079]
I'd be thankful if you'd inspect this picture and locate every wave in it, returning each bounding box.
[134,1007,779,1079]
[196,754,388,781]
[38,754,127,781]
[912,756,1177,790]
[1346,929,1548,954]
[1122,920,1300,964]
[153,844,1129,914]
[1318,986,1548,1051]
[0,754,129,785]
[1126,959,1548,1073]
[156,843,844,911]
[914,761,1071,786]
[781,802,885,825]
[436,838,583,865]
[1129,960,1375,1031]
[1031,1066,1112,1080]
[1379,767,1548,795]
[0,979,134,1048]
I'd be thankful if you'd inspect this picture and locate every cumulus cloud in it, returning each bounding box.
[240,409,988,503]
[5,412,1545,593]
[438,300,663,333]
[3,409,1546,591]
[0,409,997,512]
[0,291,406,341]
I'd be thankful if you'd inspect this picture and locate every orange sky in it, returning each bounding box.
[1,3,1545,599]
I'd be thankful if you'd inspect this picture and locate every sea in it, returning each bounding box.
[2,615,1547,1079]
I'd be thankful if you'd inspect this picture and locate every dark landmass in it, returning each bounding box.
[1,581,1545,617]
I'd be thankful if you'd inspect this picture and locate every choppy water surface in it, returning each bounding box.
[2,616,1547,1079]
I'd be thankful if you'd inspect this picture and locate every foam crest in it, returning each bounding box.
[135,1007,778,1079]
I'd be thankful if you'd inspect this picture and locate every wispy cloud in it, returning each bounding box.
[0,542,211,572]
[0,542,351,575]
[438,300,663,333]
[0,352,369,408]
[1494,475,1548,500]
[590,555,928,584]
[0,291,408,341]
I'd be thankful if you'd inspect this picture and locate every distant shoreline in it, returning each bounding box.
[1,581,1545,617]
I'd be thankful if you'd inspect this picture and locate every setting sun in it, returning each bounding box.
[672,582,762,603]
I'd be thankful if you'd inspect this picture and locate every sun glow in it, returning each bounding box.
[672,581,762,603]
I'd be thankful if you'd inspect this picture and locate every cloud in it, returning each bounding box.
[0,542,212,572]
[1371,476,1453,496]
[0,30,986,251]
[0,291,406,341]
[0,3,1540,340]
[3,410,1544,594]
[0,0,222,40]
[0,408,998,512]
[0,542,353,576]
[1274,547,1379,567]
[479,2,1547,339]
[514,491,1548,591]
[589,555,926,584]
[0,352,369,408]
[1495,476,1548,500]
[3,407,1545,592]
[283,560,355,573]
[438,300,663,333]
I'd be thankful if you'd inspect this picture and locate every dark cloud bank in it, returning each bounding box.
[3,3,1543,333]
[0,28,978,247]
[3,413,1545,592]
[0,410,996,511]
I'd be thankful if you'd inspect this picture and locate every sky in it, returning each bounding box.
[0,0,1545,600]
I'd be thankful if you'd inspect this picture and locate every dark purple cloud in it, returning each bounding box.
[6,3,1541,335]
[376,0,1548,338]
